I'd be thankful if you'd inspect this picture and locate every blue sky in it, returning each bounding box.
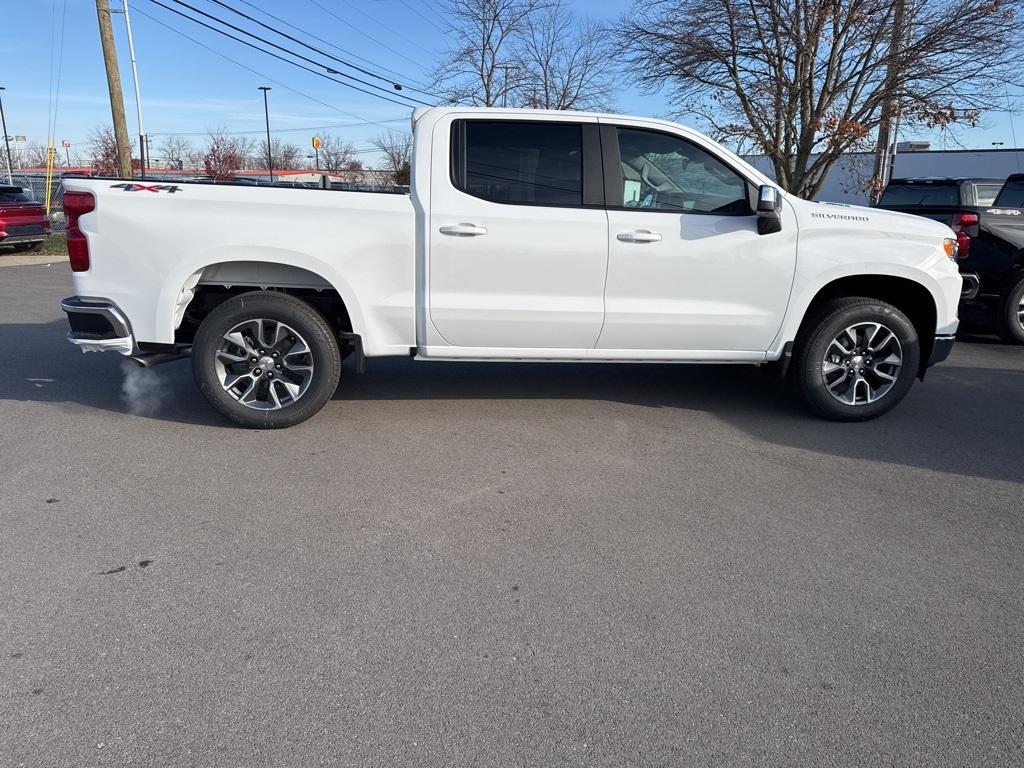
[2,0,1021,167]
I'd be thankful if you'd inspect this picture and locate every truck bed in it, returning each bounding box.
[62,178,418,356]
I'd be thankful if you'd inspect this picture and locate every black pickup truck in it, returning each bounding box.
[876,176,1024,343]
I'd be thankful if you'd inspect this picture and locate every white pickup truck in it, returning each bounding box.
[61,107,962,428]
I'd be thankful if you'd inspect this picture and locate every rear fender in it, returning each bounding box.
[156,246,364,343]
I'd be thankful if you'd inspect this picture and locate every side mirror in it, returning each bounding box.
[757,184,782,235]
[757,185,780,212]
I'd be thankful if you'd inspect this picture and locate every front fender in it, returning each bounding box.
[769,259,961,357]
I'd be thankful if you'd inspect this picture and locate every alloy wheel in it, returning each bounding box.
[821,322,903,406]
[214,318,314,410]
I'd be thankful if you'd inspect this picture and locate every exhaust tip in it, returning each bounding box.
[129,351,188,368]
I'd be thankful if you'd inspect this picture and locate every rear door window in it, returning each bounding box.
[453,121,583,207]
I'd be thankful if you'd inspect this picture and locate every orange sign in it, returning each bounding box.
[311,136,321,150]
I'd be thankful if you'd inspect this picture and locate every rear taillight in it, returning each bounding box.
[952,212,978,260]
[63,192,95,272]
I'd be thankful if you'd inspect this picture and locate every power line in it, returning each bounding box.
[142,0,430,107]
[203,0,440,99]
[304,0,437,73]
[48,0,69,145]
[233,0,434,91]
[397,0,447,34]
[157,0,432,106]
[331,0,439,58]
[132,4,412,131]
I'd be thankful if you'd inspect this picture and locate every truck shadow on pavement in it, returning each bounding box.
[3,320,1023,482]
[335,354,1024,485]
[0,319,224,428]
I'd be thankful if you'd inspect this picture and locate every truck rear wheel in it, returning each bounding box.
[191,291,341,428]
[791,297,920,421]
[994,275,1024,345]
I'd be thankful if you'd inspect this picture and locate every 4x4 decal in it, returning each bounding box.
[109,183,182,193]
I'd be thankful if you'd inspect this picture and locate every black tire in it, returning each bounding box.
[192,291,341,428]
[791,297,921,421]
[994,274,1024,345]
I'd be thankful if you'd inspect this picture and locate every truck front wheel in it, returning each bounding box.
[792,297,920,421]
[191,291,341,428]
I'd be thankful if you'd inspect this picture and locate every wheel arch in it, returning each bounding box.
[788,274,939,374]
[156,251,365,345]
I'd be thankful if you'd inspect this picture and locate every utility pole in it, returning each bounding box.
[122,0,147,178]
[96,0,133,178]
[0,86,13,184]
[259,86,273,182]
[870,0,907,205]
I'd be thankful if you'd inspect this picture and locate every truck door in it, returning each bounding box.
[598,123,797,353]
[427,117,608,350]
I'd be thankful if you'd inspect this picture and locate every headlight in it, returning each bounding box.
[943,238,958,260]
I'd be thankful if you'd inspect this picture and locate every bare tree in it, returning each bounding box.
[202,129,248,179]
[21,142,49,169]
[371,132,412,184]
[89,126,135,175]
[434,0,548,106]
[514,1,616,110]
[257,137,302,171]
[157,135,192,170]
[318,134,358,173]
[618,0,1021,198]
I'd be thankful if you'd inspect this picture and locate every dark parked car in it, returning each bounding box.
[0,186,51,252]
[876,177,1024,343]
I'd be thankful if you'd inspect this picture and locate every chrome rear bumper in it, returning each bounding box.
[61,297,134,355]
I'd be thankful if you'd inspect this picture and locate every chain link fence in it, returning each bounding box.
[9,173,66,232]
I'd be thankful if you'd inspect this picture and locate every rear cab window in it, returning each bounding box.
[878,182,960,207]
[0,189,33,203]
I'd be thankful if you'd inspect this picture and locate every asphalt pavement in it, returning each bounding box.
[1,262,1022,767]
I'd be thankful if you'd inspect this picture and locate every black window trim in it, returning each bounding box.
[449,118,605,210]
[602,123,756,217]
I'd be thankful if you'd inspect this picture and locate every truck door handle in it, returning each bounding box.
[617,230,662,243]
[439,223,488,237]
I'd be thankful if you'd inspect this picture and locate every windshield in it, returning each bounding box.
[879,183,959,207]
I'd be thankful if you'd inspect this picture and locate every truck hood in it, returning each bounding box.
[798,199,955,238]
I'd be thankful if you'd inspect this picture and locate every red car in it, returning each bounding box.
[0,185,50,252]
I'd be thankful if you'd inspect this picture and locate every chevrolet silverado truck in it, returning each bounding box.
[877,176,1024,343]
[60,107,962,428]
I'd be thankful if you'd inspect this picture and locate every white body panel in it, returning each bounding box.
[64,106,962,366]
[600,202,799,352]
[64,183,416,356]
[426,110,606,349]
